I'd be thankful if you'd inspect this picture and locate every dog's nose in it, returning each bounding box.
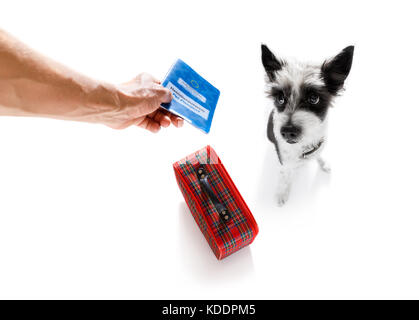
[280,125,302,143]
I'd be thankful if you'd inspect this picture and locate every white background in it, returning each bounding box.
[1,0,418,299]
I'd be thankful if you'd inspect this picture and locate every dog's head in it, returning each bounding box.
[262,44,354,145]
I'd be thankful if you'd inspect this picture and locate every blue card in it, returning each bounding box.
[161,59,220,133]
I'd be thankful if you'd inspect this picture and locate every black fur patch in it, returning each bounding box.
[261,44,285,81]
[267,110,282,164]
[267,110,275,143]
[298,85,333,121]
[268,84,331,121]
[268,85,291,112]
[321,46,354,95]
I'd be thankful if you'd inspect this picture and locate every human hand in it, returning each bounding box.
[0,30,184,131]
[102,73,183,132]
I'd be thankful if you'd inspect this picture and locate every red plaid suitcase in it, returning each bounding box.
[173,145,258,260]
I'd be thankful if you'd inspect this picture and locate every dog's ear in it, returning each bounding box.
[261,44,284,81]
[322,46,354,95]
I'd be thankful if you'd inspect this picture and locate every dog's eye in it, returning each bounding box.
[275,92,285,106]
[308,93,320,105]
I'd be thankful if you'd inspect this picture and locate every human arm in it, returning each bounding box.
[0,29,182,132]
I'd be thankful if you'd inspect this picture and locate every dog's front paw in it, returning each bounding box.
[317,157,331,173]
[276,189,290,206]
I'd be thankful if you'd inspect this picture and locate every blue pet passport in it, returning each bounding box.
[161,59,220,133]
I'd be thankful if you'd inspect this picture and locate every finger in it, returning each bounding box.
[171,114,184,128]
[164,111,183,128]
[151,75,161,84]
[152,110,171,128]
[159,109,183,128]
[146,120,161,133]
[137,117,161,133]
[157,88,172,104]
[159,108,184,128]
[137,73,161,85]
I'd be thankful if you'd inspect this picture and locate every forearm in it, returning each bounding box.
[0,29,179,132]
[0,29,118,123]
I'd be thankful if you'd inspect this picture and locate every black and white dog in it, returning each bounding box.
[261,44,354,205]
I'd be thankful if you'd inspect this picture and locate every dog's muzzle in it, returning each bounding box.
[280,124,302,144]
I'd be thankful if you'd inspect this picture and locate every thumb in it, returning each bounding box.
[158,88,172,104]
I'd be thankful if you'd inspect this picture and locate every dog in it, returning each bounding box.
[261,44,354,205]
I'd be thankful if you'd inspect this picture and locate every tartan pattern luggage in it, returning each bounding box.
[173,145,258,260]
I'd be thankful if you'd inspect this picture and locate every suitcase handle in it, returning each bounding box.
[196,166,231,222]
